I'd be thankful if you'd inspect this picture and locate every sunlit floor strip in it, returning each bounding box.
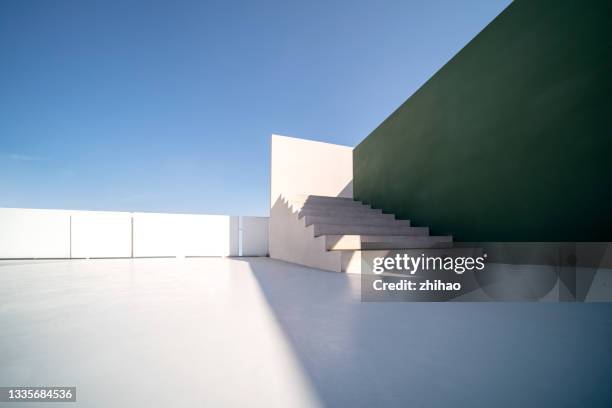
[0,258,321,407]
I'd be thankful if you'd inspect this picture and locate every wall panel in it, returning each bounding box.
[0,208,70,258]
[242,216,268,256]
[132,213,239,257]
[71,211,132,258]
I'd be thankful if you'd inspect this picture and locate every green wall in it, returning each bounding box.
[353,0,612,242]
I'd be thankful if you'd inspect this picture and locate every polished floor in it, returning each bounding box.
[0,258,611,407]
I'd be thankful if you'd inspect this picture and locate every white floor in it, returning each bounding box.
[1,258,611,407]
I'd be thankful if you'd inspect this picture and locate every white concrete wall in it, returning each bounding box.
[0,208,71,258]
[242,216,268,256]
[270,134,353,207]
[269,135,354,271]
[270,198,344,271]
[132,213,239,257]
[71,211,132,258]
[0,208,264,259]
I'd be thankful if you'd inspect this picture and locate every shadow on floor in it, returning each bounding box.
[243,257,612,407]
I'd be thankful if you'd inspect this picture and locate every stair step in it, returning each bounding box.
[298,202,371,212]
[303,214,410,227]
[298,206,384,217]
[325,234,452,250]
[300,210,396,221]
[280,195,467,274]
[313,223,428,237]
[290,195,371,209]
[292,194,356,203]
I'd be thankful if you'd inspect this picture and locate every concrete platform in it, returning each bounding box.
[1,258,611,407]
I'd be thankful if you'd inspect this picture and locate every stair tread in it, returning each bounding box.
[303,215,410,227]
[314,223,427,237]
[324,234,452,241]
[293,194,355,201]
[299,202,370,210]
[300,212,398,220]
[298,208,383,216]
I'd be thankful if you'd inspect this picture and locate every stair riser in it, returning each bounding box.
[326,236,452,250]
[324,234,452,242]
[299,202,372,211]
[358,241,453,250]
[314,224,428,237]
[301,211,396,221]
[298,207,384,217]
[304,215,410,227]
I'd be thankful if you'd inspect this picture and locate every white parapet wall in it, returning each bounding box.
[269,134,354,271]
[0,208,267,259]
[71,210,133,258]
[133,212,239,257]
[241,216,269,256]
[0,208,71,258]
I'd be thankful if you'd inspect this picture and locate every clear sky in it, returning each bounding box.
[0,0,511,216]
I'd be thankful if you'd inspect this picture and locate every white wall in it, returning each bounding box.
[269,135,354,271]
[71,211,132,258]
[270,134,353,207]
[0,208,71,258]
[133,213,239,257]
[242,216,268,256]
[0,208,264,259]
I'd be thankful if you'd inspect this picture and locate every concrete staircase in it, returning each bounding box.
[292,194,452,248]
[279,194,461,273]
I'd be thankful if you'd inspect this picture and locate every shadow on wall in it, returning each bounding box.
[337,181,353,199]
[268,134,355,270]
[269,196,344,272]
[269,134,354,208]
[242,257,612,407]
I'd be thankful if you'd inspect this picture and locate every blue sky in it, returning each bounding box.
[0,0,511,216]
